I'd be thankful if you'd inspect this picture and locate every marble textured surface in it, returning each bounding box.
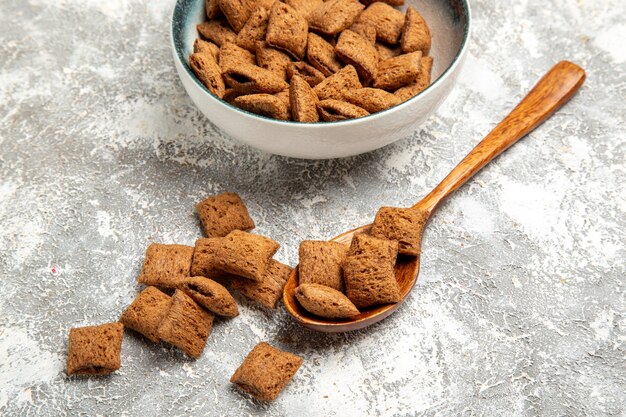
[1,0,625,415]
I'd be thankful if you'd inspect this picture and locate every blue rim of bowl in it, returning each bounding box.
[171,0,471,126]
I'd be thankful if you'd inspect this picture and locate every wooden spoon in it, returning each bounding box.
[283,61,586,332]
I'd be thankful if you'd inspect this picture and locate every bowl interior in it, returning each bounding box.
[172,0,470,124]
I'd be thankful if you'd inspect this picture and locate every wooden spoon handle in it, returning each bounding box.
[414,61,586,213]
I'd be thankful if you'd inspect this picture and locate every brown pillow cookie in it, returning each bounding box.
[401,6,431,54]
[287,61,326,87]
[215,230,280,281]
[233,93,291,120]
[357,2,405,45]
[235,7,270,52]
[178,276,239,317]
[256,41,292,80]
[285,0,323,19]
[217,0,253,32]
[370,206,429,255]
[395,55,433,101]
[313,64,361,100]
[342,233,400,309]
[223,63,290,94]
[120,286,171,343]
[197,19,237,46]
[231,342,302,401]
[343,87,402,113]
[193,38,220,60]
[189,52,226,99]
[317,99,369,121]
[137,243,194,289]
[374,51,422,91]
[66,323,124,376]
[218,42,256,72]
[335,30,379,81]
[205,0,221,20]
[307,0,364,35]
[196,192,255,238]
[298,240,347,291]
[231,259,293,308]
[266,2,309,59]
[289,75,319,122]
[157,290,214,359]
[307,32,343,77]
[190,237,230,280]
[295,283,360,318]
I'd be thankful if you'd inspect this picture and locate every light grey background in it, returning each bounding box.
[1,0,624,416]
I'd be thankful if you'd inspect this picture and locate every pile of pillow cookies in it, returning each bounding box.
[190,0,433,121]
[66,192,302,402]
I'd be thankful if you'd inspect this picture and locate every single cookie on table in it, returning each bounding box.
[342,233,400,309]
[307,32,343,77]
[191,238,230,281]
[266,2,309,59]
[369,206,429,256]
[295,283,360,318]
[285,0,323,19]
[189,52,226,99]
[66,323,124,376]
[357,2,405,45]
[196,192,255,238]
[313,65,361,100]
[289,75,319,122]
[178,276,239,317]
[217,0,253,32]
[223,63,290,94]
[235,7,269,52]
[395,56,433,101]
[193,38,220,60]
[349,21,377,45]
[197,19,237,46]
[287,61,326,87]
[374,51,422,91]
[343,87,402,113]
[231,259,292,308]
[335,30,379,81]
[233,93,291,120]
[256,41,292,81]
[120,286,171,343]
[307,0,364,35]
[298,240,347,291]
[205,0,221,20]
[137,243,194,289]
[317,99,369,122]
[231,342,302,401]
[215,230,280,281]
[218,42,256,72]
[157,290,214,359]
[401,6,431,55]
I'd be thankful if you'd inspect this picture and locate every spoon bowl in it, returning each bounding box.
[283,61,586,332]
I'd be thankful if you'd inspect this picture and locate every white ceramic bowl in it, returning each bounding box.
[171,0,471,159]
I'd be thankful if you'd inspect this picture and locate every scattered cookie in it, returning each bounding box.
[342,233,400,309]
[233,93,291,120]
[307,0,364,35]
[298,240,347,291]
[179,276,239,317]
[307,32,343,76]
[120,286,171,343]
[157,290,214,359]
[256,41,292,80]
[370,206,429,255]
[287,61,326,87]
[295,283,360,318]
[231,342,302,401]
[223,63,290,94]
[335,29,379,81]
[313,64,361,100]
[217,0,253,32]
[189,52,226,99]
[231,259,292,308]
[374,51,422,91]
[357,2,405,45]
[215,230,280,281]
[190,237,230,280]
[196,192,255,238]
[137,243,194,289]
[289,75,319,122]
[394,55,433,101]
[197,19,237,46]
[317,99,369,121]
[235,7,270,51]
[66,323,124,376]
[401,6,431,54]
[266,2,309,59]
[343,87,402,113]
